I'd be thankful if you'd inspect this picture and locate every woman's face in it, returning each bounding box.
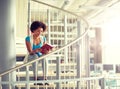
[33,27,43,37]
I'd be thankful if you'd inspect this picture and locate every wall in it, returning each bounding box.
[16,0,28,55]
[16,0,28,39]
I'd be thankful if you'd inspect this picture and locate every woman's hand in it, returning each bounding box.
[44,49,49,54]
[29,49,40,55]
[40,48,50,54]
[37,48,42,52]
[37,48,49,54]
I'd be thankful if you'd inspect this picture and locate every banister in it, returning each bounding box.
[32,0,89,28]
[0,26,89,77]
[0,0,89,78]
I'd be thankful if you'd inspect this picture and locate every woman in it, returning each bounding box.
[25,21,49,85]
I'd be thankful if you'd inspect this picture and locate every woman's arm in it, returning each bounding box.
[25,40,38,55]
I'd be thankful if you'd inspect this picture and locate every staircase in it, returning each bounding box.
[0,0,104,89]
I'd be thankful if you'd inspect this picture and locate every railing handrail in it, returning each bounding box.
[32,0,89,27]
[0,0,89,77]
[0,27,89,77]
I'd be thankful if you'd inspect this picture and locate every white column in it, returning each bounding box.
[0,0,16,89]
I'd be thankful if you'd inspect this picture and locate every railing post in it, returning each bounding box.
[76,18,81,89]
[47,9,51,44]
[100,78,105,89]
[0,77,2,89]
[56,57,61,89]
[86,33,90,89]
[9,73,12,89]
[28,0,31,36]
[11,71,16,89]
[26,65,30,89]
[64,15,68,64]
[76,40,81,89]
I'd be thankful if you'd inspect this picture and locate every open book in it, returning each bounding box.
[40,43,54,54]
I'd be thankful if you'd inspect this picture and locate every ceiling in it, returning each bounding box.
[33,0,120,25]
[36,0,119,16]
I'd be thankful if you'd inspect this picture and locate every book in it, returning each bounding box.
[40,43,54,54]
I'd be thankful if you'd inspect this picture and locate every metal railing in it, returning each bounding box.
[0,0,105,89]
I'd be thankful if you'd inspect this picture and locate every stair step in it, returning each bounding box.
[16,83,55,88]
[16,62,76,66]
[16,71,76,77]
[15,83,79,88]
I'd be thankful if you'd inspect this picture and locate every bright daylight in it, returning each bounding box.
[0,0,120,89]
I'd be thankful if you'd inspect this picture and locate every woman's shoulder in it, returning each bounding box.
[25,36,30,42]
